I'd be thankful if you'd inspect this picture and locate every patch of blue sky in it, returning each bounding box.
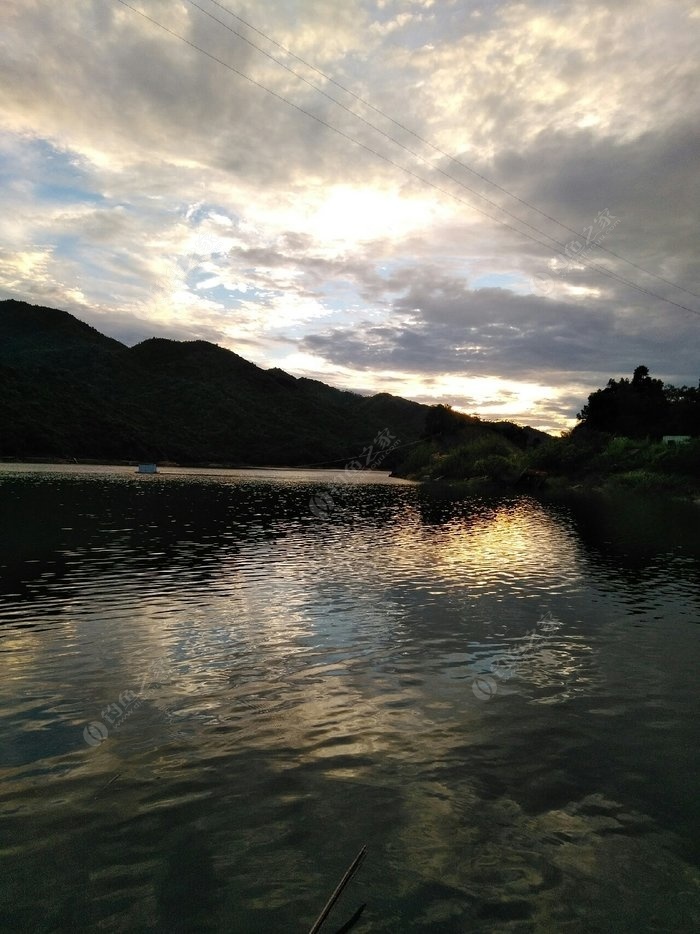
[50,233,81,259]
[471,272,530,294]
[182,264,219,289]
[319,278,363,311]
[190,280,263,307]
[0,153,18,189]
[321,305,364,326]
[47,235,116,287]
[184,202,240,228]
[55,238,150,294]
[5,136,104,203]
[34,182,104,205]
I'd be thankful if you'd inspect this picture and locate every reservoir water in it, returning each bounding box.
[0,464,698,932]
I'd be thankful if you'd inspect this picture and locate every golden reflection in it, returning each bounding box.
[421,501,582,589]
[336,498,585,603]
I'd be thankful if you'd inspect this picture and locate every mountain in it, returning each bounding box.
[0,299,430,465]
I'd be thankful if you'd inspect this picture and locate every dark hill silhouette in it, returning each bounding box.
[0,299,552,468]
[127,337,264,380]
[0,299,123,366]
[0,299,431,465]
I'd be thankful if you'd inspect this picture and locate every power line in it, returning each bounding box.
[184,0,574,256]
[111,0,582,258]
[199,0,700,303]
[181,0,700,317]
[114,0,700,319]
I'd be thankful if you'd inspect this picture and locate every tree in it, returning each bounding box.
[576,366,669,439]
[424,403,477,438]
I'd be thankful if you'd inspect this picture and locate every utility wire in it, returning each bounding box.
[114,0,700,319]
[112,0,582,258]
[185,0,575,254]
[181,0,700,317]
[199,0,700,303]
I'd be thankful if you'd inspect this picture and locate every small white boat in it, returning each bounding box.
[136,463,158,474]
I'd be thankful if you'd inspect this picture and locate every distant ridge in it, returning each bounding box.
[0,299,429,465]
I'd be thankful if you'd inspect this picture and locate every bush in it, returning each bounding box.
[658,439,700,476]
[591,437,700,478]
[439,435,516,479]
[527,438,598,474]
[472,454,517,481]
[592,436,650,473]
[611,470,684,492]
[396,441,437,477]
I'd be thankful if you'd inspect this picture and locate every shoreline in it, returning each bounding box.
[3,459,696,501]
[0,457,386,473]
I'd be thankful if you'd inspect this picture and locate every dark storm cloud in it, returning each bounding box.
[301,273,699,388]
[487,124,700,286]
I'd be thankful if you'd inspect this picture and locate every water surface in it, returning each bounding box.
[1,465,698,932]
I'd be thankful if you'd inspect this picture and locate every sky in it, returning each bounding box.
[1,0,699,433]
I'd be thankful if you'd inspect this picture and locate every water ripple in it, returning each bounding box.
[1,468,699,931]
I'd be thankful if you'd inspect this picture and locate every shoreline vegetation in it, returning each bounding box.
[391,367,700,501]
[391,425,700,498]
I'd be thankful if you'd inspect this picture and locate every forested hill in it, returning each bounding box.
[0,299,430,465]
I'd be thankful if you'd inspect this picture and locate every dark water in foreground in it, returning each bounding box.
[0,464,698,933]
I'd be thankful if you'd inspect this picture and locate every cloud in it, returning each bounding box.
[300,270,699,395]
[0,0,698,429]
